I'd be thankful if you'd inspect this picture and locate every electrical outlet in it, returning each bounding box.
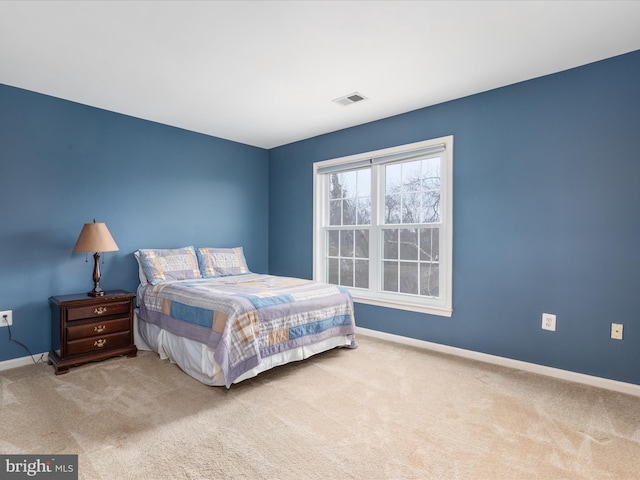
[611,323,623,340]
[0,310,12,327]
[542,313,556,331]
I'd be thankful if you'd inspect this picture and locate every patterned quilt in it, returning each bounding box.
[137,274,356,387]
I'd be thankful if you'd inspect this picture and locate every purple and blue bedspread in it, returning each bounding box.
[137,274,356,387]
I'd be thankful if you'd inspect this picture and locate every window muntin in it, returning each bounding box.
[314,136,452,317]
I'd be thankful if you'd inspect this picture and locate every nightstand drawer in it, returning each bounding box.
[67,331,132,356]
[66,318,131,341]
[67,301,131,321]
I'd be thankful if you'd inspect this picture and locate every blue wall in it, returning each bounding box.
[0,84,269,361]
[269,50,640,385]
[3,50,640,386]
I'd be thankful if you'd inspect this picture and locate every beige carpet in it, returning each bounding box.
[1,335,639,479]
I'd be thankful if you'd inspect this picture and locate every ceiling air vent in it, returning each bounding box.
[333,92,368,106]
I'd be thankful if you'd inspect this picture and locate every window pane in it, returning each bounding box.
[343,199,356,225]
[385,163,401,194]
[329,200,341,225]
[355,260,369,288]
[419,228,432,261]
[383,229,398,259]
[383,261,398,292]
[385,194,401,224]
[355,229,369,258]
[421,157,440,190]
[329,173,343,200]
[420,263,439,297]
[341,171,357,198]
[340,258,354,287]
[402,160,421,191]
[422,190,440,223]
[399,262,419,294]
[432,228,440,261]
[328,230,339,257]
[357,197,371,225]
[401,192,420,223]
[328,258,339,285]
[399,228,418,260]
[340,230,353,257]
[357,169,371,197]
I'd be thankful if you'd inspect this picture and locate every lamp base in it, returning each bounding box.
[88,252,105,297]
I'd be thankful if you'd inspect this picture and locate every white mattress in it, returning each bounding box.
[134,310,352,386]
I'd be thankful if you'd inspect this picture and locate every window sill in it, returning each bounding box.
[350,293,452,317]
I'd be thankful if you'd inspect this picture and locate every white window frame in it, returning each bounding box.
[313,136,453,317]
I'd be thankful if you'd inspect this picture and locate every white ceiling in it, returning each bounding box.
[1,1,639,149]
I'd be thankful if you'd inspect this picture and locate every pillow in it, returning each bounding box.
[196,247,250,277]
[137,247,201,285]
[134,251,148,285]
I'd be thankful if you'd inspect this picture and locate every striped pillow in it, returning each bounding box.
[137,247,201,285]
[196,247,250,277]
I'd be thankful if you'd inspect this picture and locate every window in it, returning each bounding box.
[313,136,453,316]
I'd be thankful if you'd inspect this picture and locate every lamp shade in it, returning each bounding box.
[73,221,119,253]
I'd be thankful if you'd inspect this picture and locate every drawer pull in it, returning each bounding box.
[94,307,107,315]
[94,339,107,348]
[94,325,106,333]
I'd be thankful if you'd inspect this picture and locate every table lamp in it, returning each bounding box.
[73,220,119,297]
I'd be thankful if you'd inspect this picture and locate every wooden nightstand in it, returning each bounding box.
[49,290,137,374]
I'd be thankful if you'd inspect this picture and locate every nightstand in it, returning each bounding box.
[49,290,137,374]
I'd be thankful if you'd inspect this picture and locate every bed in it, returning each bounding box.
[134,246,356,387]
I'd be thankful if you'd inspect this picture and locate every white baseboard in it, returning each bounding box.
[0,352,49,372]
[356,327,640,398]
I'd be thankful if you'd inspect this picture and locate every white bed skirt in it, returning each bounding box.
[133,309,352,386]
